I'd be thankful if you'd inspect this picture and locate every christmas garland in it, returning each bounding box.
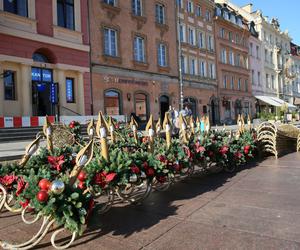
[0,121,257,237]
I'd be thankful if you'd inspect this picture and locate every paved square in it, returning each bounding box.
[1,153,300,249]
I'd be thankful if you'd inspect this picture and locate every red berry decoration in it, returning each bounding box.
[77,171,87,182]
[36,190,49,203]
[38,179,51,191]
[78,181,86,190]
[244,145,251,151]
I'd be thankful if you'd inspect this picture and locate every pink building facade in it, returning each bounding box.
[0,0,91,117]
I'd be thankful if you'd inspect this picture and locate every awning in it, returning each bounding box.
[255,95,282,107]
[255,95,297,109]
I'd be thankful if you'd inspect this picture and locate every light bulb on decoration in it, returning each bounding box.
[78,154,88,167]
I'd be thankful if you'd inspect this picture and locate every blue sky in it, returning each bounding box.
[231,0,300,44]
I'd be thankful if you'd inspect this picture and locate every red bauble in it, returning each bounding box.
[38,179,51,191]
[69,121,76,129]
[77,171,87,182]
[36,190,48,203]
[78,181,86,190]
[244,145,251,151]
[244,149,249,155]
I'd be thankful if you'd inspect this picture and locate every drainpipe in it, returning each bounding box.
[87,0,94,115]
[175,0,184,111]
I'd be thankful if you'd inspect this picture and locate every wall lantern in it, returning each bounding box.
[127,93,131,102]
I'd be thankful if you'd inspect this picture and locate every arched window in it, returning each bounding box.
[135,93,148,122]
[32,53,49,63]
[104,90,121,115]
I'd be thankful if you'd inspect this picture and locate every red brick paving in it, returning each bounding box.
[1,153,300,249]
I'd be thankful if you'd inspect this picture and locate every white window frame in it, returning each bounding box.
[104,27,117,57]
[132,0,142,16]
[155,3,165,24]
[158,43,167,67]
[134,36,145,62]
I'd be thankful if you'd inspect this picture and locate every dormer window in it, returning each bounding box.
[230,13,236,24]
[236,16,243,27]
[215,7,222,17]
[223,9,229,20]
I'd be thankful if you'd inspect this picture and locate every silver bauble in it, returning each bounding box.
[50,180,65,195]
[129,174,138,183]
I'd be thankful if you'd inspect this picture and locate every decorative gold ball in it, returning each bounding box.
[50,180,65,195]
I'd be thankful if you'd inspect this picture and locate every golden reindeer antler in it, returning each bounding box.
[130,116,139,143]
[163,112,172,148]
[146,115,155,153]
[43,116,53,153]
[96,112,109,161]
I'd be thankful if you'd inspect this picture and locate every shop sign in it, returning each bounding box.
[50,83,58,104]
[103,75,149,86]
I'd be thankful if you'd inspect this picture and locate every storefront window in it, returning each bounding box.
[104,90,121,115]
[4,71,16,100]
[135,93,148,122]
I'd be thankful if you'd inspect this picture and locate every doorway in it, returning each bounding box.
[159,95,169,120]
[31,67,54,116]
[211,100,216,125]
[134,93,148,122]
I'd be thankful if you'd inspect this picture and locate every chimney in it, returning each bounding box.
[242,3,253,13]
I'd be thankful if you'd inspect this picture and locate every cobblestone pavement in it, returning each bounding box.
[1,153,300,249]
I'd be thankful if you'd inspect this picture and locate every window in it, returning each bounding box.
[245,79,248,92]
[223,10,229,20]
[132,0,142,16]
[252,70,255,85]
[205,10,211,21]
[66,78,75,103]
[134,36,145,62]
[57,0,75,30]
[249,43,253,56]
[199,60,206,77]
[264,49,268,62]
[238,78,241,90]
[103,0,116,6]
[105,90,121,115]
[258,71,261,85]
[229,51,234,65]
[221,48,227,63]
[176,0,183,9]
[157,43,167,67]
[228,31,232,42]
[236,17,243,27]
[189,58,197,75]
[198,31,205,48]
[223,75,227,88]
[155,3,165,24]
[230,13,236,24]
[179,23,186,42]
[188,27,196,46]
[4,0,28,17]
[270,52,273,64]
[236,54,240,67]
[187,1,193,13]
[196,5,201,16]
[256,45,260,59]
[231,76,234,89]
[271,75,275,89]
[207,35,214,51]
[266,74,270,88]
[181,55,187,74]
[220,28,225,38]
[104,28,117,56]
[235,33,240,44]
[208,63,215,79]
[3,71,16,100]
